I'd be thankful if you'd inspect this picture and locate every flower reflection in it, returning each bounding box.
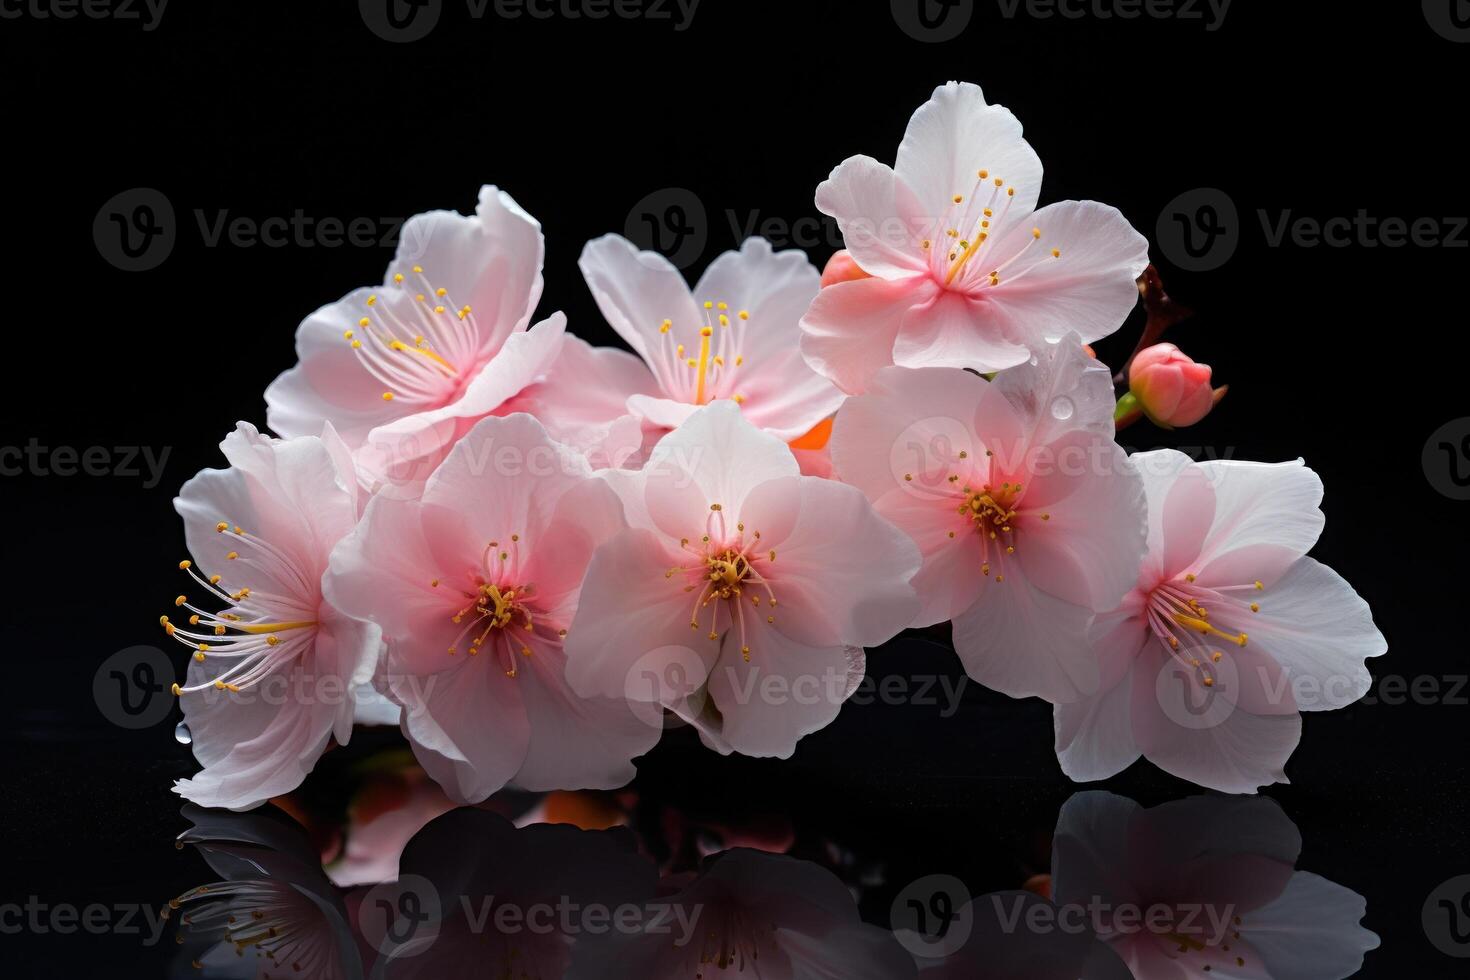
[169,783,1377,979]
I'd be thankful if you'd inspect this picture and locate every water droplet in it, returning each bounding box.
[1050,396,1075,421]
[174,721,192,745]
[1028,354,1039,366]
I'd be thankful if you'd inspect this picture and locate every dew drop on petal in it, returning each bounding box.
[174,721,193,745]
[1050,396,1075,421]
[1028,354,1039,366]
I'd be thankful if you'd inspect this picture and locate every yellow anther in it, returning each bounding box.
[435,287,447,297]
[178,560,192,571]
[411,265,423,273]
[215,522,228,532]
[174,595,187,607]
[393,273,404,283]
[382,392,394,401]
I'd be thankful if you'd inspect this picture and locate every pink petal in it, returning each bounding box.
[951,571,1099,703]
[563,527,718,702]
[1193,459,1326,587]
[578,233,703,385]
[892,286,1031,374]
[738,476,922,648]
[894,81,1044,225]
[981,200,1150,347]
[1130,645,1302,794]
[799,275,933,395]
[814,155,930,279]
[705,632,859,758]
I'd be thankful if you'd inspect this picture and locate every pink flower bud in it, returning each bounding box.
[819,249,871,288]
[1128,343,1216,428]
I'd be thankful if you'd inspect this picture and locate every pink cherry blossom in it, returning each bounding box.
[568,847,917,980]
[266,185,565,496]
[1054,450,1387,794]
[323,414,661,804]
[564,400,921,757]
[167,422,381,811]
[829,338,1147,704]
[1052,792,1378,978]
[579,235,845,444]
[800,81,1150,394]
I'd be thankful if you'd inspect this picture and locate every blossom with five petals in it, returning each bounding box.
[800,81,1150,393]
[266,185,564,496]
[167,422,381,811]
[565,401,921,757]
[1054,450,1387,793]
[829,338,1147,704]
[323,414,660,804]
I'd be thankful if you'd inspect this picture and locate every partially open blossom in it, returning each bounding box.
[579,235,845,443]
[167,422,381,811]
[1051,793,1378,978]
[565,401,921,757]
[829,337,1147,704]
[568,848,917,980]
[819,248,871,287]
[324,414,661,804]
[1054,450,1387,794]
[800,81,1149,394]
[266,186,563,496]
[1129,342,1215,428]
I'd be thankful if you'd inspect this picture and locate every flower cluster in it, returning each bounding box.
[157,81,1384,811]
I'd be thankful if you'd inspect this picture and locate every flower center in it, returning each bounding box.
[161,522,318,698]
[342,263,488,406]
[1144,573,1266,688]
[652,300,752,406]
[437,534,562,679]
[908,447,1052,584]
[916,169,1062,290]
[665,505,778,662]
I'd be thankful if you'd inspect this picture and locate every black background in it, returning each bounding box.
[4,1,1467,975]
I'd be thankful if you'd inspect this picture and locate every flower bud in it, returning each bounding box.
[819,250,871,288]
[1128,343,1216,428]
